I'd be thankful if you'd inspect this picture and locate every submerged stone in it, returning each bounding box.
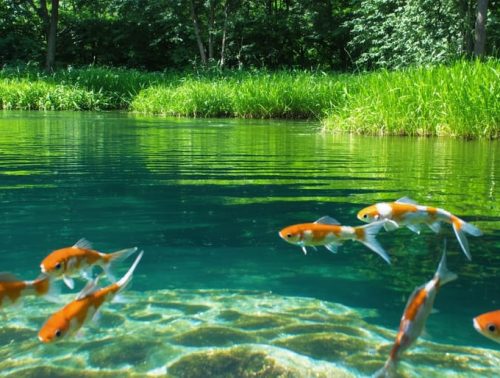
[273,332,369,362]
[167,347,292,378]
[172,326,256,347]
[3,366,138,378]
[0,326,36,344]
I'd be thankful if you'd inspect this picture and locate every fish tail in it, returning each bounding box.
[372,357,397,378]
[356,221,391,264]
[436,241,458,286]
[32,274,61,303]
[451,215,482,261]
[103,247,138,282]
[116,250,144,293]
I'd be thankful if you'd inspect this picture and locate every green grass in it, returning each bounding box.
[0,61,498,137]
[324,60,499,138]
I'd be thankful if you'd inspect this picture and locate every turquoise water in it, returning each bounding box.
[0,111,498,377]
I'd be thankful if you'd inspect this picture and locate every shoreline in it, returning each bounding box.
[1,60,498,138]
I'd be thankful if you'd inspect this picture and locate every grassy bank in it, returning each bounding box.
[0,60,498,137]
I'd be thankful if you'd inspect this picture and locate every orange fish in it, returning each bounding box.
[0,273,54,309]
[279,216,390,264]
[357,197,482,260]
[473,310,500,344]
[40,238,138,289]
[38,250,143,343]
[374,245,457,377]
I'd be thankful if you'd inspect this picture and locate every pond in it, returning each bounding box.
[0,111,498,377]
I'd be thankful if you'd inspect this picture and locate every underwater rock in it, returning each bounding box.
[3,366,139,378]
[172,326,256,347]
[0,326,36,344]
[273,332,369,362]
[168,347,296,378]
[87,336,164,368]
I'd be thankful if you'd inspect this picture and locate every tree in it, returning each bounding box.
[474,0,489,57]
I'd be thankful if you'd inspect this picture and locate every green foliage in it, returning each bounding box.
[348,0,465,69]
[324,59,500,138]
[1,61,498,137]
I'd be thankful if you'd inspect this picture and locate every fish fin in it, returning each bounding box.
[436,242,458,285]
[324,243,340,254]
[0,272,21,282]
[103,247,138,282]
[431,308,439,315]
[395,196,418,205]
[76,275,102,300]
[116,251,144,293]
[406,224,421,234]
[357,221,391,264]
[427,221,441,234]
[73,238,93,250]
[80,268,93,281]
[63,275,75,290]
[310,245,318,251]
[301,246,308,255]
[383,220,399,232]
[43,277,63,303]
[460,219,482,236]
[314,216,340,225]
[372,357,398,378]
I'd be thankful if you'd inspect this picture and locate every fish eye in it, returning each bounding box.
[55,262,61,270]
[55,329,62,338]
[487,324,496,333]
[287,234,292,238]
[363,214,368,219]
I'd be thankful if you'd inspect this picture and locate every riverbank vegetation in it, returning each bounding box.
[1,1,498,137]
[1,60,498,138]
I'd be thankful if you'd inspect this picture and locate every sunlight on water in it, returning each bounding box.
[0,111,498,377]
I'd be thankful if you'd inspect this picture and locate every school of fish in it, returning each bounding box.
[1,238,142,342]
[0,196,495,376]
[279,196,495,377]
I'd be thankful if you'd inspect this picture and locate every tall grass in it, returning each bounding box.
[0,61,498,137]
[323,60,499,138]
[131,71,348,119]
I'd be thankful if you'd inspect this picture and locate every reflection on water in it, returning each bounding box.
[0,111,498,376]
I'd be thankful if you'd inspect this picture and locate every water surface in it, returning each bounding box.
[0,111,498,377]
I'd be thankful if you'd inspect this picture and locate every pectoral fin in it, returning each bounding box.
[301,246,308,255]
[383,220,399,232]
[427,222,441,234]
[324,243,340,254]
[63,275,75,290]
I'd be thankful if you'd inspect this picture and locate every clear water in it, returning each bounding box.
[0,111,498,377]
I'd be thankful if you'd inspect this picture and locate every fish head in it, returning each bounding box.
[357,205,381,223]
[38,312,70,343]
[473,311,500,343]
[40,249,67,277]
[278,225,302,245]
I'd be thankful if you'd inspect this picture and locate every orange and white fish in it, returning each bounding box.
[357,197,482,260]
[38,250,143,343]
[0,273,54,310]
[473,310,500,344]
[279,216,391,264]
[40,238,138,289]
[374,246,457,377]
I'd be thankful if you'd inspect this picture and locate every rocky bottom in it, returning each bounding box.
[1,289,498,377]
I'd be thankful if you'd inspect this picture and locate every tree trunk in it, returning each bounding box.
[220,0,230,68]
[208,0,216,61]
[45,0,59,71]
[473,0,488,57]
[189,0,207,65]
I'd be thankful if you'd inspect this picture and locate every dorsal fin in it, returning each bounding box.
[314,216,340,225]
[0,272,20,282]
[76,275,101,300]
[73,238,93,250]
[395,196,418,205]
